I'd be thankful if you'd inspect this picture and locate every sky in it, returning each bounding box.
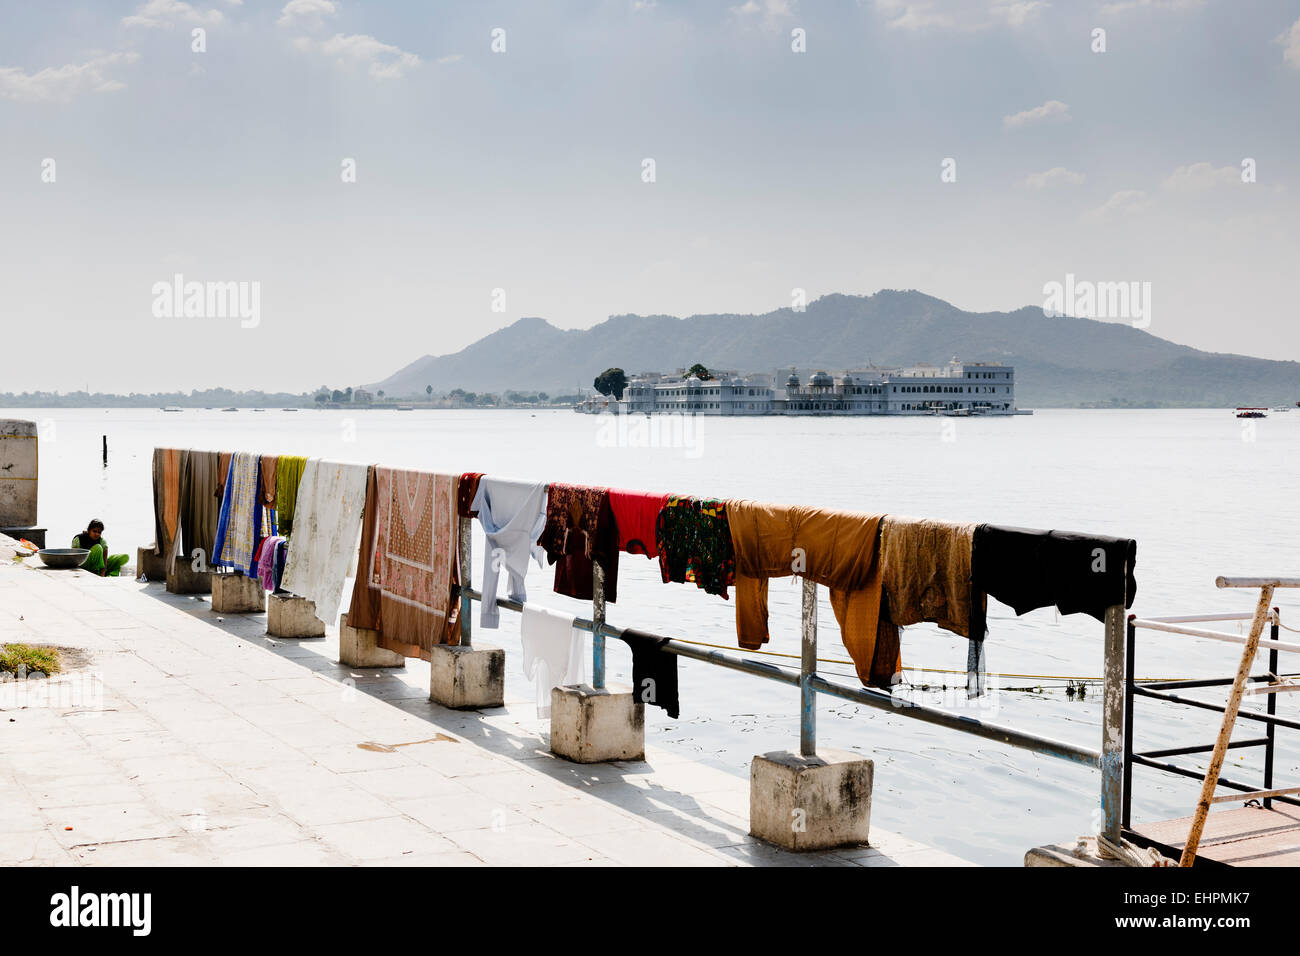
[1,0,1298,394]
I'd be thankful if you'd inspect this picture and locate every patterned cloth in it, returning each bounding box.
[349,468,460,659]
[257,535,287,592]
[655,496,734,599]
[538,483,619,603]
[276,455,308,536]
[212,452,264,576]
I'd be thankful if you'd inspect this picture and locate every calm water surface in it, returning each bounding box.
[7,406,1298,865]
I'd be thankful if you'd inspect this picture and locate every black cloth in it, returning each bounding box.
[972,525,1136,621]
[619,628,679,719]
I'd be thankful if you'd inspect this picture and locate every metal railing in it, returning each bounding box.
[454,515,1129,843]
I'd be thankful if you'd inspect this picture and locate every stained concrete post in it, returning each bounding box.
[429,644,505,709]
[166,554,212,594]
[210,572,265,613]
[266,594,326,638]
[338,612,405,668]
[550,684,645,763]
[0,420,38,530]
[136,546,168,582]
[749,748,874,851]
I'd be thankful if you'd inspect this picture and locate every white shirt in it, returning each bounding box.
[471,477,548,628]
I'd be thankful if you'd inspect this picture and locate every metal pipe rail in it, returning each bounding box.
[456,515,1125,840]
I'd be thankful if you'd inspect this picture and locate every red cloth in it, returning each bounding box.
[609,489,670,559]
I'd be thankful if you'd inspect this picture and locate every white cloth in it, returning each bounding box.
[520,604,585,718]
[280,459,370,627]
[471,477,548,628]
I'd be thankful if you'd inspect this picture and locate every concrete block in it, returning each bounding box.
[267,594,326,638]
[0,419,38,528]
[550,684,644,764]
[136,546,168,582]
[210,572,265,613]
[338,612,405,668]
[165,559,211,595]
[749,748,873,851]
[428,644,504,709]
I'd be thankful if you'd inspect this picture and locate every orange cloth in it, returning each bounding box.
[727,499,899,689]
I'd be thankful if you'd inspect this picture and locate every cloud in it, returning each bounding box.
[874,0,1046,31]
[1083,189,1151,223]
[1099,0,1205,13]
[0,51,141,103]
[435,54,463,65]
[277,0,336,30]
[1003,99,1070,129]
[297,33,420,80]
[1161,162,1240,191]
[1025,166,1086,189]
[1278,16,1300,69]
[730,0,797,30]
[122,0,225,28]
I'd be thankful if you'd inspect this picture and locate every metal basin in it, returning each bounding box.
[37,548,90,569]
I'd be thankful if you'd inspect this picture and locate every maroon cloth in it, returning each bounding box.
[539,483,619,603]
[457,472,483,518]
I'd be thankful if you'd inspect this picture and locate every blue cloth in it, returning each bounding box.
[211,454,273,576]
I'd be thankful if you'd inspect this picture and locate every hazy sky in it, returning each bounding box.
[2,0,1298,393]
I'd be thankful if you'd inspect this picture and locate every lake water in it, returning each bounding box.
[7,406,1299,865]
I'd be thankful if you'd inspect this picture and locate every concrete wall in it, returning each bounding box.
[0,420,38,527]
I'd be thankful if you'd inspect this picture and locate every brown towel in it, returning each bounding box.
[727,499,897,689]
[880,516,980,638]
[259,455,278,508]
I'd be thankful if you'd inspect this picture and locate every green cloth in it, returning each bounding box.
[276,455,308,536]
[73,536,129,576]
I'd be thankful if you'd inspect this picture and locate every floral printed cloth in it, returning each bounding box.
[654,496,734,599]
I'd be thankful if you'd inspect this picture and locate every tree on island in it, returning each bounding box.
[426,385,433,399]
[687,363,712,381]
[593,367,628,400]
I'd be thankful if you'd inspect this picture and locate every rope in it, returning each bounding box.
[1093,833,1177,867]
[665,636,1221,684]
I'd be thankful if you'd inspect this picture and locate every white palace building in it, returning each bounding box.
[599,359,1023,416]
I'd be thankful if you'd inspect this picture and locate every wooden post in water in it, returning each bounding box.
[102,434,107,467]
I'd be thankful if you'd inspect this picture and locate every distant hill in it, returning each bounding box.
[371,291,1300,407]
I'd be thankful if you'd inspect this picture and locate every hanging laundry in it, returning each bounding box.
[520,604,585,718]
[727,500,897,690]
[878,516,986,696]
[259,454,278,509]
[655,496,735,599]
[256,535,286,592]
[618,627,679,719]
[972,525,1136,621]
[609,488,670,559]
[215,451,234,502]
[151,448,184,570]
[280,459,370,627]
[348,468,461,660]
[539,483,619,603]
[179,449,222,572]
[470,477,548,628]
[276,454,308,536]
[457,472,483,518]
[212,452,266,577]
[272,537,289,593]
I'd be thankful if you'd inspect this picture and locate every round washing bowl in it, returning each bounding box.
[37,548,90,569]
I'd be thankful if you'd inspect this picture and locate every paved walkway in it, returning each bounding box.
[0,542,972,867]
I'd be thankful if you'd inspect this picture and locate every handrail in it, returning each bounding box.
[1131,617,1300,655]
[1217,576,1300,589]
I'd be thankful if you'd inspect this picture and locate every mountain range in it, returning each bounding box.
[371,291,1300,407]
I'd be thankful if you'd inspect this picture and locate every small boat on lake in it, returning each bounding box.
[1236,407,1267,419]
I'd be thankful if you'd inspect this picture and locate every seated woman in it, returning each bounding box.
[72,519,129,577]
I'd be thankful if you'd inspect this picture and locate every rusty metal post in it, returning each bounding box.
[458,516,472,648]
[1100,601,1126,851]
[800,576,817,757]
[592,561,606,690]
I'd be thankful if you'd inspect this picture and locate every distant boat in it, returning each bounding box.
[1271,406,1291,412]
[252,408,266,412]
[1236,407,1268,419]
[161,406,183,413]
[396,405,414,411]
[282,408,298,412]
[222,407,239,412]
